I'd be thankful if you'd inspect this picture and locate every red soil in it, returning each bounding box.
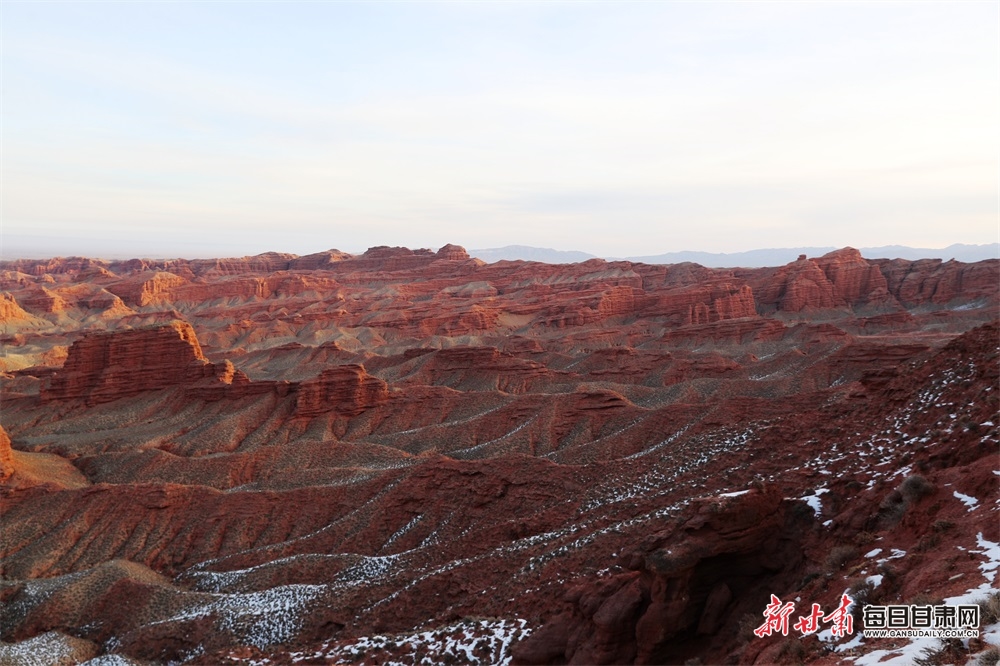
[0,246,997,665]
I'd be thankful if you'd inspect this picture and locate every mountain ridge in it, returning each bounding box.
[1,244,997,665]
[470,242,1000,266]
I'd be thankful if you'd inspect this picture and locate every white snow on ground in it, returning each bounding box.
[449,417,537,457]
[798,487,829,515]
[849,536,1000,665]
[865,574,883,588]
[953,490,979,510]
[287,618,531,665]
[622,426,689,460]
[197,478,407,571]
[385,403,511,437]
[791,361,996,506]
[81,655,145,665]
[0,632,88,666]
[974,533,1000,582]
[184,552,398,594]
[874,549,906,565]
[984,619,1000,647]
[582,426,756,512]
[835,633,864,652]
[864,548,882,558]
[144,584,325,650]
[381,514,423,552]
[719,490,751,498]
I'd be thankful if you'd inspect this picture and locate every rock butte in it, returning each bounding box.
[0,245,997,665]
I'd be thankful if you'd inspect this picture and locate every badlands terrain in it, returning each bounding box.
[0,245,997,665]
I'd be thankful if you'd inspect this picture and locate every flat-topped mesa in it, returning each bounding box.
[295,364,389,418]
[42,321,248,405]
[345,244,473,272]
[188,252,299,277]
[0,257,111,276]
[105,271,189,307]
[287,249,353,270]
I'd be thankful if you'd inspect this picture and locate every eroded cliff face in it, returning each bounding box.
[740,247,998,314]
[295,365,389,417]
[41,321,246,405]
[514,489,808,665]
[0,426,14,483]
[1,246,997,665]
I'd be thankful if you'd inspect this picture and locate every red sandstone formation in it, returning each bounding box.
[105,271,189,307]
[0,425,14,482]
[41,321,248,405]
[0,293,47,328]
[16,286,69,315]
[295,364,389,417]
[0,245,997,665]
[873,256,1000,305]
[813,247,892,307]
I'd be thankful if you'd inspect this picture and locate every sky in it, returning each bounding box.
[2,1,998,259]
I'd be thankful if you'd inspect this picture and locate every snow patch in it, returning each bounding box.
[145,584,325,649]
[835,632,864,652]
[0,632,89,666]
[953,490,979,511]
[799,487,829,516]
[297,618,531,665]
[974,533,1000,583]
[81,656,142,666]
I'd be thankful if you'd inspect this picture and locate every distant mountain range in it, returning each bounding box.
[470,245,600,264]
[470,243,1000,267]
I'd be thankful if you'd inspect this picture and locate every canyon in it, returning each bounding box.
[0,245,997,665]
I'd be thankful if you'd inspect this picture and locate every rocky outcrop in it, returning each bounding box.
[42,322,247,405]
[597,285,638,318]
[436,244,471,261]
[747,250,1000,313]
[0,425,14,482]
[295,364,389,417]
[873,256,1000,306]
[80,290,134,318]
[170,274,337,303]
[636,281,757,325]
[397,346,553,393]
[513,489,806,665]
[814,247,892,307]
[106,271,189,307]
[749,256,842,312]
[186,252,300,277]
[0,293,35,323]
[288,249,353,270]
[0,257,109,276]
[632,264,758,325]
[17,287,68,315]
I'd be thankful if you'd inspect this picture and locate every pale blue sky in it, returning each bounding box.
[3,1,998,258]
